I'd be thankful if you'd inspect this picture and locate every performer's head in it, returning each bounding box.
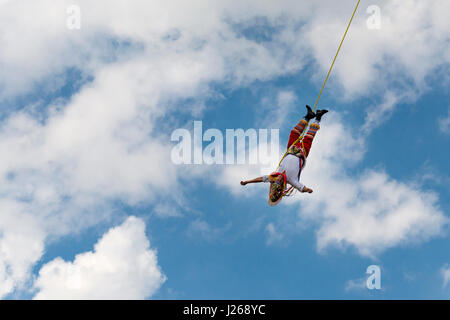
[268,174,285,206]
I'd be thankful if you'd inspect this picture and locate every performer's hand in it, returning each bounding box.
[302,186,313,193]
[240,181,247,186]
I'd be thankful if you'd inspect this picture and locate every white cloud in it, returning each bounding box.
[345,277,367,293]
[442,264,450,288]
[220,113,448,257]
[153,203,183,218]
[1,1,448,104]
[265,223,284,245]
[33,216,166,299]
[0,200,46,297]
[258,90,298,130]
[187,219,231,242]
[0,2,229,294]
[362,91,399,134]
[306,0,450,129]
[297,115,447,257]
[438,108,450,134]
[308,0,450,97]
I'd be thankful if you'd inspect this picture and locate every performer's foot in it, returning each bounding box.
[304,105,316,121]
[315,109,328,122]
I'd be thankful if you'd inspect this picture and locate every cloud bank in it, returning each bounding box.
[33,216,165,299]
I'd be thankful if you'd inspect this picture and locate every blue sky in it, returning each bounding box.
[143,81,450,299]
[0,0,449,299]
[26,69,450,299]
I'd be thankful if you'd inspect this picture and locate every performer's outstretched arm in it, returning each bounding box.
[289,179,313,193]
[240,177,264,186]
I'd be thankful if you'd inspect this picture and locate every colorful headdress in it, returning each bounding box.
[267,171,287,206]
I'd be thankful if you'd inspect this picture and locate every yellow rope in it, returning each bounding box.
[278,0,361,168]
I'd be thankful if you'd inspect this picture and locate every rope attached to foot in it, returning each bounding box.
[278,0,361,169]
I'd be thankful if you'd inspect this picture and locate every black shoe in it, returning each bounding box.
[304,105,316,121]
[315,109,328,122]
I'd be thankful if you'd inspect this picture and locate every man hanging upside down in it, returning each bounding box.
[240,105,328,206]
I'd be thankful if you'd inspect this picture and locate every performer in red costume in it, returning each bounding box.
[240,105,328,206]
